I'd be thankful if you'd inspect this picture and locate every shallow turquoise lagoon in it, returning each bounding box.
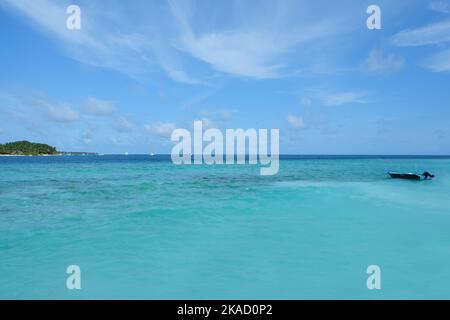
[1,155,450,299]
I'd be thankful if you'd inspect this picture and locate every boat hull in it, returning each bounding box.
[389,172,421,180]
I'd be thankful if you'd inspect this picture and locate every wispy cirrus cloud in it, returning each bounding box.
[392,19,450,47]
[319,91,367,107]
[168,0,340,79]
[1,0,357,83]
[391,6,450,73]
[0,0,205,85]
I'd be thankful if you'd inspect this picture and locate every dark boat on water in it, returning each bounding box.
[388,172,435,181]
[389,173,421,180]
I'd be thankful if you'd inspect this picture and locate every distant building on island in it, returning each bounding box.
[59,152,99,156]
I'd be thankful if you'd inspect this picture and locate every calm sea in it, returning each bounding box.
[1,155,450,299]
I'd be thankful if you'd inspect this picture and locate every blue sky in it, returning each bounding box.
[0,0,449,154]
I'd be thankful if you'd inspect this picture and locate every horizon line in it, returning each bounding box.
[67,153,450,157]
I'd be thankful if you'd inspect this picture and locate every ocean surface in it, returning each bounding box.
[1,155,450,299]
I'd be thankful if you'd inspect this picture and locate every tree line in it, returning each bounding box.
[0,141,58,155]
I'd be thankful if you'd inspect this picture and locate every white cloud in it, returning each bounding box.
[391,16,450,73]
[2,0,371,83]
[43,102,79,122]
[168,0,341,79]
[83,97,116,116]
[0,89,81,144]
[424,48,450,72]
[163,67,209,86]
[177,30,286,79]
[362,49,405,74]
[287,115,305,129]
[144,122,176,138]
[320,92,367,106]
[0,87,168,153]
[1,0,413,91]
[392,19,450,47]
[12,89,80,123]
[173,26,336,79]
[0,108,44,135]
[1,0,205,85]
[429,1,450,13]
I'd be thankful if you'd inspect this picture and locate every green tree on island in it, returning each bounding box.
[0,141,58,155]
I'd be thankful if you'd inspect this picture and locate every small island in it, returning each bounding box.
[0,141,58,156]
[0,141,97,156]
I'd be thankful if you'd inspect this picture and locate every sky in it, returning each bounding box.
[0,0,449,155]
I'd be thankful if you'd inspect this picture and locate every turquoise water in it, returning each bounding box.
[1,155,450,299]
